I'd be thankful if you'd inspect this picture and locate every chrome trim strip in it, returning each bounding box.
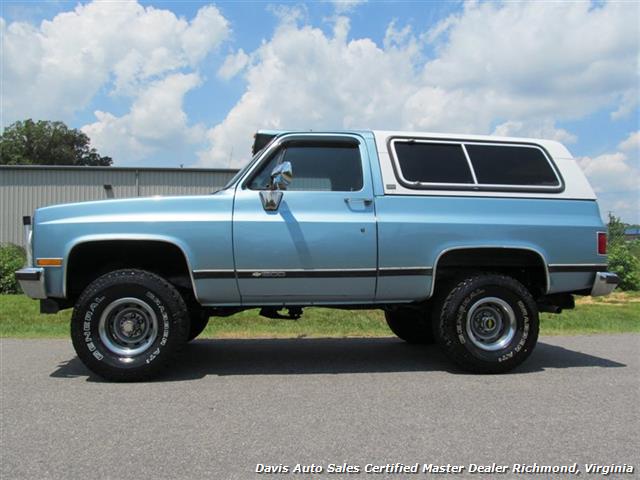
[193,269,236,279]
[378,267,433,276]
[548,264,608,273]
[548,263,609,267]
[237,268,377,272]
[237,268,377,279]
[193,267,434,280]
[461,143,478,184]
[429,245,550,298]
[378,266,430,270]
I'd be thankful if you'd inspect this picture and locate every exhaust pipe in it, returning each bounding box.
[23,216,32,267]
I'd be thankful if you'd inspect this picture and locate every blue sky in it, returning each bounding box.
[1,0,638,221]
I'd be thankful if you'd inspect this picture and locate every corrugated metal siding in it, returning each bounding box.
[138,170,232,196]
[0,167,236,246]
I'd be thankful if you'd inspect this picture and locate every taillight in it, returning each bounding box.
[597,232,607,255]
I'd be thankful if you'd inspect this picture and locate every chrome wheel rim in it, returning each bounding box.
[98,297,158,357]
[466,297,516,351]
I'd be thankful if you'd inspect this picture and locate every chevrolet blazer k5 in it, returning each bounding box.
[15,129,619,380]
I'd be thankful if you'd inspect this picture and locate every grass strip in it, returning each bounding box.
[1,292,638,339]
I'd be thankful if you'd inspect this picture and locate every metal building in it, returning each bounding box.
[0,165,237,246]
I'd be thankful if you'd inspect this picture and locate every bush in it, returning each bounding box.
[608,243,640,291]
[0,244,26,294]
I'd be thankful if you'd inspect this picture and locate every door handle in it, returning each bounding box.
[345,197,373,206]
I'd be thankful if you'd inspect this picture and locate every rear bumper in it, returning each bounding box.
[15,268,46,299]
[591,272,620,297]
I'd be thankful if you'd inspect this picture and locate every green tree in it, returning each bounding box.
[0,119,112,166]
[607,213,626,246]
[608,244,640,290]
[0,244,25,294]
[606,214,640,290]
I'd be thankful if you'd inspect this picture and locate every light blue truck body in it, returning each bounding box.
[18,130,613,308]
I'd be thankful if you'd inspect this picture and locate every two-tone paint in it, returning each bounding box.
[20,129,610,307]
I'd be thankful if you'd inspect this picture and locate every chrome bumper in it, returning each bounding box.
[15,268,46,299]
[591,272,620,297]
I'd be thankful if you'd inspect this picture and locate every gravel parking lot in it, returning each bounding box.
[1,334,638,479]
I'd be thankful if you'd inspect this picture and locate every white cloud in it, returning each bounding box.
[618,131,640,153]
[330,0,367,15]
[181,5,230,66]
[422,2,638,108]
[492,120,577,144]
[267,4,309,25]
[610,90,639,120]
[2,1,229,122]
[578,152,637,189]
[407,1,640,134]
[577,144,639,223]
[82,73,205,164]
[199,17,419,167]
[199,1,639,168]
[218,49,250,80]
[3,0,638,223]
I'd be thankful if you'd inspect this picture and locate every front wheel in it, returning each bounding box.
[71,269,190,381]
[432,273,539,374]
[385,307,435,344]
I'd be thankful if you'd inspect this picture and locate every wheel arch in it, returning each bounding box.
[430,245,550,298]
[64,235,199,302]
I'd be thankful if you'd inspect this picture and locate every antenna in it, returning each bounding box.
[227,147,234,168]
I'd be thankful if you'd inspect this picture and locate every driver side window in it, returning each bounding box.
[247,141,363,192]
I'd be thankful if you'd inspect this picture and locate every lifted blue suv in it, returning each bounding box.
[16,130,619,380]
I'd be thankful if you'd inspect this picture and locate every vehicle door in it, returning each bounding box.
[232,134,377,303]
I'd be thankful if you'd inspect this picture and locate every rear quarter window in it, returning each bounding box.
[465,144,560,187]
[390,138,563,192]
[394,142,473,184]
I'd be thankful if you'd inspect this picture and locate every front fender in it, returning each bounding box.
[62,234,198,298]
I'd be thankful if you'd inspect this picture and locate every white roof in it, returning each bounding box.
[371,130,596,200]
[372,130,573,158]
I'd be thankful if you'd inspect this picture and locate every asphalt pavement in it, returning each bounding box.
[1,334,638,479]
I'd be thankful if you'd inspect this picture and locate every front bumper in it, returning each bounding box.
[591,271,620,297]
[15,268,46,299]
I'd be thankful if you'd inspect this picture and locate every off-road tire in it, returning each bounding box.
[187,307,209,342]
[385,306,435,344]
[70,269,190,381]
[432,273,539,374]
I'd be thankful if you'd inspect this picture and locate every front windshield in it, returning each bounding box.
[218,151,262,191]
[217,137,279,192]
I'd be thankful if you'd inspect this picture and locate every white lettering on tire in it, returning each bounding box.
[83,295,106,360]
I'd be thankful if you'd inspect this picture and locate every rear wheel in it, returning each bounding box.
[71,269,189,381]
[385,306,435,344]
[187,306,209,342]
[432,273,539,373]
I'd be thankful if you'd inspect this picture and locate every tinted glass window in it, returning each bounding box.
[466,144,559,186]
[248,144,363,191]
[394,142,473,184]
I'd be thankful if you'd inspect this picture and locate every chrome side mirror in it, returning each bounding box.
[260,161,292,211]
[260,190,283,212]
[270,161,293,191]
